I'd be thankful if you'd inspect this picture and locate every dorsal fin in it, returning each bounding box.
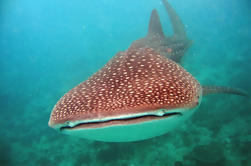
[202,86,248,97]
[147,9,165,38]
[162,0,186,37]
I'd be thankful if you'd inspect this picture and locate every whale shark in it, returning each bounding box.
[48,0,247,142]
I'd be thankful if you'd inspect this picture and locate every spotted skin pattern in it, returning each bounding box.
[49,48,201,126]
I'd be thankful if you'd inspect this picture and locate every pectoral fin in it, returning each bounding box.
[202,86,248,97]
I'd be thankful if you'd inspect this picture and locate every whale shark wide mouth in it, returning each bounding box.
[59,112,182,131]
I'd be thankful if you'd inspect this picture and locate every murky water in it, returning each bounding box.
[0,0,250,165]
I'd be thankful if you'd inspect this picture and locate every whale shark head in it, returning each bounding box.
[49,47,202,142]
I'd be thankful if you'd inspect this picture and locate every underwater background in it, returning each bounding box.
[0,0,250,165]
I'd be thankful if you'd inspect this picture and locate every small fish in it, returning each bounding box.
[48,0,247,142]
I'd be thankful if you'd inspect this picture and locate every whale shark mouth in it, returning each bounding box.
[60,112,182,131]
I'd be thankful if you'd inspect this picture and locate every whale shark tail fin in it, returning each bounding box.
[161,0,186,38]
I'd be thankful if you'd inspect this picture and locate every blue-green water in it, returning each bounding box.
[0,0,250,165]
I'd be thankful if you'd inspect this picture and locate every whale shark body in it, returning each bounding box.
[49,0,247,142]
